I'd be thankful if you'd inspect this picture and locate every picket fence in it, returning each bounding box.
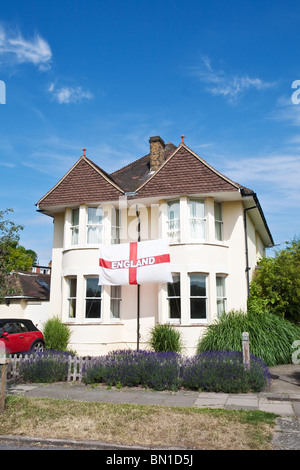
[7,354,92,383]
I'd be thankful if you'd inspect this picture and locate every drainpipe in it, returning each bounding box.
[243,205,257,298]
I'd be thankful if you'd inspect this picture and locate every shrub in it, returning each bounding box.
[43,317,72,351]
[19,350,71,383]
[82,350,181,390]
[181,351,270,393]
[149,324,183,353]
[197,310,300,366]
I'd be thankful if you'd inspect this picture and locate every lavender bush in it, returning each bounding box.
[82,350,181,390]
[181,351,271,393]
[19,350,72,383]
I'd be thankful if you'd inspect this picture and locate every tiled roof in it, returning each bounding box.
[5,271,51,300]
[136,144,242,198]
[38,156,124,209]
[110,142,177,192]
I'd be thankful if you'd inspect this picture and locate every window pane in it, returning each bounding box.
[86,299,101,318]
[88,207,103,224]
[190,274,206,297]
[87,225,103,243]
[68,278,77,319]
[214,202,223,241]
[190,298,206,319]
[189,200,205,239]
[167,201,180,241]
[216,277,225,297]
[169,298,181,319]
[71,208,79,226]
[167,274,180,297]
[86,278,101,297]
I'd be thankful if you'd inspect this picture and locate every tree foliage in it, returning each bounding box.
[0,208,37,302]
[248,237,300,324]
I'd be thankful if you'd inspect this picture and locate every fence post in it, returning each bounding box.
[0,359,10,413]
[242,332,250,370]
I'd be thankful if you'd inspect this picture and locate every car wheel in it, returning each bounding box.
[30,340,44,352]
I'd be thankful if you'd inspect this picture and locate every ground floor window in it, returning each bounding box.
[110,285,121,320]
[216,275,226,316]
[68,277,77,319]
[167,273,181,321]
[189,273,207,321]
[85,277,102,319]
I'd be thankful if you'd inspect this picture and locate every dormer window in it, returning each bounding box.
[87,207,103,244]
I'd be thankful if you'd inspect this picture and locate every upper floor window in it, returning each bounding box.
[167,273,181,321]
[71,208,79,245]
[167,200,180,242]
[214,202,223,241]
[188,199,205,240]
[87,207,103,244]
[111,208,121,244]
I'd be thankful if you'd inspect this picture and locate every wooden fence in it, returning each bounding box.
[6,354,92,383]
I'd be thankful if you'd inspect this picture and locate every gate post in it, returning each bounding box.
[242,332,250,371]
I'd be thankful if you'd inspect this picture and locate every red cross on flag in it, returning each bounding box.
[99,238,172,285]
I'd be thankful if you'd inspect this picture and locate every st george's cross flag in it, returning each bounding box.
[99,238,172,285]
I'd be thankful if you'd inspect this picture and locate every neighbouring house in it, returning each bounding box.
[0,271,51,330]
[36,136,274,356]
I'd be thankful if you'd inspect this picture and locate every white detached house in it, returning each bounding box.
[37,136,273,356]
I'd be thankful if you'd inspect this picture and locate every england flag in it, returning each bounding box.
[99,238,172,285]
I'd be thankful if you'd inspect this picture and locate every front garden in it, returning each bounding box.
[14,348,271,393]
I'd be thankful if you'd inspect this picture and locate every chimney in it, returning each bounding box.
[149,136,165,172]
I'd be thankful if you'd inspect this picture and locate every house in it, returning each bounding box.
[36,136,273,356]
[0,271,51,330]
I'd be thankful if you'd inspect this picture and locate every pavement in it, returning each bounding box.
[2,363,300,450]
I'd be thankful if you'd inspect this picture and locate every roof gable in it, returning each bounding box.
[136,144,241,198]
[38,156,124,209]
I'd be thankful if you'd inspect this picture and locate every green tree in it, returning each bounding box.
[248,237,300,324]
[0,208,37,302]
[0,209,24,301]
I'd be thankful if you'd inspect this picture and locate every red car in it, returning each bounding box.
[0,319,45,355]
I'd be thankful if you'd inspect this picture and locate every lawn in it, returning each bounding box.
[0,395,277,450]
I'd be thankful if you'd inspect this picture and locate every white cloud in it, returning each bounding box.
[48,82,93,104]
[0,25,52,70]
[191,58,274,102]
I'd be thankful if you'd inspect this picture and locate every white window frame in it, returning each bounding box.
[216,275,227,316]
[214,202,223,241]
[167,200,180,242]
[71,208,79,245]
[188,199,206,241]
[87,206,103,244]
[67,277,77,319]
[85,277,102,321]
[110,285,122,320]
[189,273,207,322]
[167,273,181,322]
[111,208,121,245]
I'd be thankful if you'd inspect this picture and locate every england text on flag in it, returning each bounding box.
[99,238,172,285]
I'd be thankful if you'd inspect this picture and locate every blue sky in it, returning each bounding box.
[0,0,299,265]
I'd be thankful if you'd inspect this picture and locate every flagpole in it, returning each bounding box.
[136,205,141,351]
